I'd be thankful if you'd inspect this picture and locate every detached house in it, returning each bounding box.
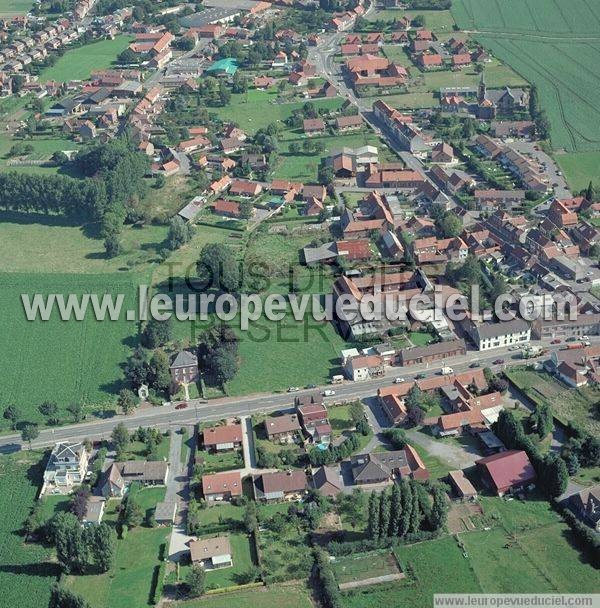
[476,450,536,496]
[170,350,199,387]
[202,424,243,452]
[264,414,301,442]
[42,442,89,494]
[253,470,308,502]
[189,536,233,569]
[202,471,242,503]
[101,461,169,498]
[568,485,600,532]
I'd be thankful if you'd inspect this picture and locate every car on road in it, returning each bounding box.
[415,372,426,379]
[550,339,561,344]
[305,384,317,389]
[469,362,479,368]
[287,386,300,392]
[174,402,188,410]
[493,359,505,365]
[566,336,578,342]
[393,377,405,384]
[322,389,336,397]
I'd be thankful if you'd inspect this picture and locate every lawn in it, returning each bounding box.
[207,89,345,135]
[174,584,313,608]
[66,526,169,608]
[367,8,456,34]
[452,0,600,152]
[408,331,436,346]
[0,451,59,608]
[505,367,600,435]
[120,435,170,463]
[328,405,355,433]
[40,36,132,82]
[204,533,257,589]
[196,448,244,473]
[332,551,400,584]
[556,151,600,192]
[0,211,169,274]
[0,0,32,15]
[0,272,138,429]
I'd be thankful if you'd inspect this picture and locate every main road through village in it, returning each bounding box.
[0,340,573,452]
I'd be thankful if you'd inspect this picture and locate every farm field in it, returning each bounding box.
[556,151,600,192]
[367,8,456,34]
[175,584,313,608]
[452,0,600,152]
[66,526,169,608]
[505,367,600,435]
[40,36,132,82]
[0,272,138,429]
[0,451,58,608]
[332,551,400,585]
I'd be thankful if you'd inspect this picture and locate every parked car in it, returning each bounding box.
[493,359,505,365]
[287,386,300,392]
[175,402,188,410]
[469,362,479,368]
[305,384,317,389]
[393,377,405,384]
[550,339,561,344]
[415,372,426,379]
[322,389,336,397]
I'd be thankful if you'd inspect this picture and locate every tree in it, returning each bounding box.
[239,200,253,220]
[88,523,116,573]
[111,422,130,456]
[585,181,594,203]
[563,451,580,475]
[104,233,122,258]
[388,483,402,537]
[382,428,407,449]
[541,452,568,498]
[437,210,462,238]
[49,584,90,608]
[367,491,380,540]
[580,435,600,467]
[398,480,412,537]
[147,350,172,394]
[211,347,238,386]
[186,565,206,598]
[243,501,259,533]
[408,481,421,533]
[118,48,139,64]
[531,403,553,439]
[39,400,59,424]
[66,402,84,423]
[121,496,143,528]
[378,488,391,539]
[124,347,149,388]
[117,388,137,415]
[197,243,240,292]
[167,216,193,250]
[23,502,44,539]
[3,404,21,430]
[70,487,90,520]
[141,317,174,349]
[21,423,39,448]
[289,141,301,155]
[48,512,90,573]
[407,401,425,426]
[429,484,448,531]
[337,489,367,530]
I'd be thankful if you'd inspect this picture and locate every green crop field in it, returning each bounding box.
[40,36,132,82]
[452,0,600,153]
[556,151,600,192]
[0,272,138,429]
[0,452,58,608]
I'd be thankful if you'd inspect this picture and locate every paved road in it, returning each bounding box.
[0,339,579,452]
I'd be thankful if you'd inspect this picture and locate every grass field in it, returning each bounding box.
[505,367,600,435]
[556,151,600,192]
[40,36,132,82]
[196,448,244,473]
[333,551,400,584]
[452,0,600,152]
[175,584,313,608]
[67,526,169,608]
[0,0,33,15]
[0,272,138,429]
[0,451,58,608]
[342,495,597,608]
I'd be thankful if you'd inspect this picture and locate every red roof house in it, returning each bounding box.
[476,450,536,496]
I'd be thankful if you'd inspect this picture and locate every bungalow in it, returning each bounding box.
[178,136,210,153]
[101,461,169,498]
[311,466,342,497]
[202,470,243,503]
[476,450,536,496]
[189,536,232,568]
[303,184,326,202]
[303,117,326,135]
[253,470,308,501]
[264,414,301,442]
[202,424,243,452]
[351,446,428,485]
[229,179,262,198]
[336,113,363,132]
[423,409,485,437]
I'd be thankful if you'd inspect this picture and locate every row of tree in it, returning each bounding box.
[366,480,448,541]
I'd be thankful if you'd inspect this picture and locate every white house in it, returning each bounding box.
[470,319,530,351]
[43,442,89,494]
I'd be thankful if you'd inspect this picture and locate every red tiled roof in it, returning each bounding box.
[203,424,243,447]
